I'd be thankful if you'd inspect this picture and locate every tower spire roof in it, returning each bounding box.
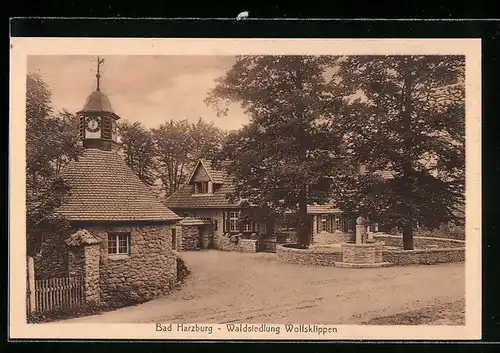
[96,56,104,91]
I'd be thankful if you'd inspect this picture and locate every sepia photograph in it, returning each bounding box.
[9,38,481,340]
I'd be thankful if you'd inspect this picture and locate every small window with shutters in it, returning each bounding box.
[223,211,231,233]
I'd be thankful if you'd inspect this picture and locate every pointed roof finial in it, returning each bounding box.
[96,56,105,91]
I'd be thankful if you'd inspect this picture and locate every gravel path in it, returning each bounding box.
[64,250,465,324]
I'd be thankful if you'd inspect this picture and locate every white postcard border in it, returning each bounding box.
[9,37,482,340]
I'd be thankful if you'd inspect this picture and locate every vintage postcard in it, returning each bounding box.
[9,37,481,340]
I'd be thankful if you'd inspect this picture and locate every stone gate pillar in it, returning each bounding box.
[66,229,102,304]
[83,243,101,303]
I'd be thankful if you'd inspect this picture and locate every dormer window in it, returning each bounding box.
[195,182,209,194]
[194,181,215,194]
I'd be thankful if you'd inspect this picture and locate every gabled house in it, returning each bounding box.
[306,168,396,243]
[165,160,269,252]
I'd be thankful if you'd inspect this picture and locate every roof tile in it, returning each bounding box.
[166,161,239,209]
[57,149,181,222]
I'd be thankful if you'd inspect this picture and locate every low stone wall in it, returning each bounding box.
[341,242,383,264]
[276,244,342,266]
[382,248,465,265]
[213,233,258,253]
[278,236,464,267]
[373,234,465,248]
[373,234,465,265]
[238,239,259,253]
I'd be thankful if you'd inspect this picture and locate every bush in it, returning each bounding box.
[27,301,106,323]
[176,256,190,282]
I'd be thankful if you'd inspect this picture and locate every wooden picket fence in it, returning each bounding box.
[33,276,84,313]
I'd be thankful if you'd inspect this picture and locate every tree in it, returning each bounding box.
[117,120,157,186]
[190,117,227,161]
[205,55,350,247]
[152,118,226,198]
[335,55,465,250]
[152,120,193,197]
[26,73,83,255]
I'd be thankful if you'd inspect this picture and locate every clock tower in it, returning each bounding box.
[78,57,120,151]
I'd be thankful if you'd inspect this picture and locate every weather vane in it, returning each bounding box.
[96,56,105,91]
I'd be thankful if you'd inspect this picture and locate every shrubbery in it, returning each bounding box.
[176,256,190,283]
[27,301,106,323]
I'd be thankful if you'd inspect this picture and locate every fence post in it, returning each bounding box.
[27,257,36,313]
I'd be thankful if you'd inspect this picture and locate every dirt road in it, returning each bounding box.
[64,250,465,324]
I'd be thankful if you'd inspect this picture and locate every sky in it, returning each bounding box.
[27,55,249,131]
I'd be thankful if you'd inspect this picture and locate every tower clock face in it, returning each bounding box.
[85,116,101,133]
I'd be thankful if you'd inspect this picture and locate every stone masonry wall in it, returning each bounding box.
[375,242,383,263]
[383,248,465,265]
[83,244,101,303]
[82,223,178,303]
[67,244,101,303]
[213,233,258,253]
[174,225,182,251]
[179,225,200,251]
[213,232,238,251]
[277,243,463,267]
[341,243,375,264]
[238,239,259,252]
[276,244,342,266]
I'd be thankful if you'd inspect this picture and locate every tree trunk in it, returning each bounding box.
[297,188,310,248]
[266,217,274,237]
[402,221,414,250]
[401,56,415,251]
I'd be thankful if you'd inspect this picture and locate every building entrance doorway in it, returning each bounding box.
[199,225,213,249]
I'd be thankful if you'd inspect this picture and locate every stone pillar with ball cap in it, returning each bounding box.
[356,216,367,244]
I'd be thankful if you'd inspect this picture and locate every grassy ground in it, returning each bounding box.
[364,298,465,325]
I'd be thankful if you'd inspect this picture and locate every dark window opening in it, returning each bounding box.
[171,228,177,250]
[108,232,130,255]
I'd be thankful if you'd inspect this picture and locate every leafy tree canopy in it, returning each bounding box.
[206,55,352,246]
[117,120,157,186]
[26,73,83,255]
[335,55,465,249]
